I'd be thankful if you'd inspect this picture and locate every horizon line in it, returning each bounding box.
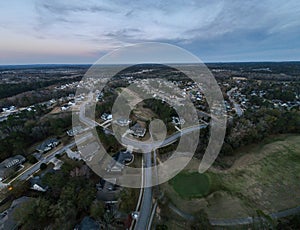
[1,60,300,66]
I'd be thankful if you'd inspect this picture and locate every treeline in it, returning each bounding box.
[265,89,296,102]
[143,99,177,123]
[277,213,300,229]
[0,76,81,100]
[95,100,113,116]
[208,62,300,77]
[96,126,122,153]
[220,108,300,157]
[0,88,75,108]
[241,81,299,103]
[13,162,101,229]
[0,109,72,161]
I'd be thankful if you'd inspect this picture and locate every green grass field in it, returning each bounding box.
[219,134,300,213]
[170,172,211,199]
[164,134,300,219]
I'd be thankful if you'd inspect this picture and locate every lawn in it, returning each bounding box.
[220,134,300,213]
[163,134,300,219]
[170,172,211,199]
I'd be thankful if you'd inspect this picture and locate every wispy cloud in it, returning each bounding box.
[33,0,300,41]
[0,0,300,63]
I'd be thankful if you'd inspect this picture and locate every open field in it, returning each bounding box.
[170,172,210,199]
[117,87,142,108]
[163,134,300,220]
[132,104,156,121]
[220,134,300,213]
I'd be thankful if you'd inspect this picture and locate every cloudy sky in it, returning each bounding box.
[0,0,300,64]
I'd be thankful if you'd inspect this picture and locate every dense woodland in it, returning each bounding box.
[214,107,300,168]
[0,76,80,100]
[0,107,72,161]
[12,160,101,229]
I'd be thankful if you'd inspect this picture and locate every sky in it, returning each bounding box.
[0,0,300,64]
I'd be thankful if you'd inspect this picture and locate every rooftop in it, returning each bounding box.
[130,123,146,137]
[36,138,59,153]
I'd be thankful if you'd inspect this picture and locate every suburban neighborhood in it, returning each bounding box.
[0,62,299,229]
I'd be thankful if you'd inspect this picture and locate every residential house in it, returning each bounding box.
[61,104,70,111]
[29,176,48,192]
[2,106,16,113]
[66,148,82,160]
[172,116,185,125]
[36,138,59,153]
[74,216,101,230]
[67,126,83,136]
[68,100,75,107]
[97,178,117,191]
[0,196,31,229]
[49,158,63,170]
[0,155,26,181]
[130,123,146,137]
[101,113,112,121]
[32,152,43,161]
[106,150,133,172]
[115,118,131,127]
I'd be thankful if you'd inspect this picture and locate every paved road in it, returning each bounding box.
[79,93,114,135]
[78,93,207,230]
[227,87,243,117]
[8,93,98,185]
[12,94,105,184]
[80,93,207,151]
[135,152,152,230]
[148,201,158,230]
[271,206,300,219]
[168,201,300,227]
[79,93,99,127]
[9,133,92,183]
[122,124,207,152]
[210,205,300,226]
[168,203,195,221]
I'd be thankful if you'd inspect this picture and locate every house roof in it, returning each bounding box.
[101,113,112,120]
[67,126,83,136]
[0,155,25,168]
[116,118,131,126]
[36,138,59,152]
[130,123,146,137]
[77,216,100,230]
[29,176,48,191]
[99,178,117,191]
[114,150,133,165]
[0,155,25,178]
[0,196,31,230]
[107,150,133,172]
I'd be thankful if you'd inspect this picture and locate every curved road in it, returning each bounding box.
[227,87,243,117]
[122,124,207,152]
[168,203,195,221]
[168,201,300,227]
[78,93,208,230]
[79,92,300,228]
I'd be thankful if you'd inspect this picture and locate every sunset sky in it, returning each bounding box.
[1,0,300,64]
